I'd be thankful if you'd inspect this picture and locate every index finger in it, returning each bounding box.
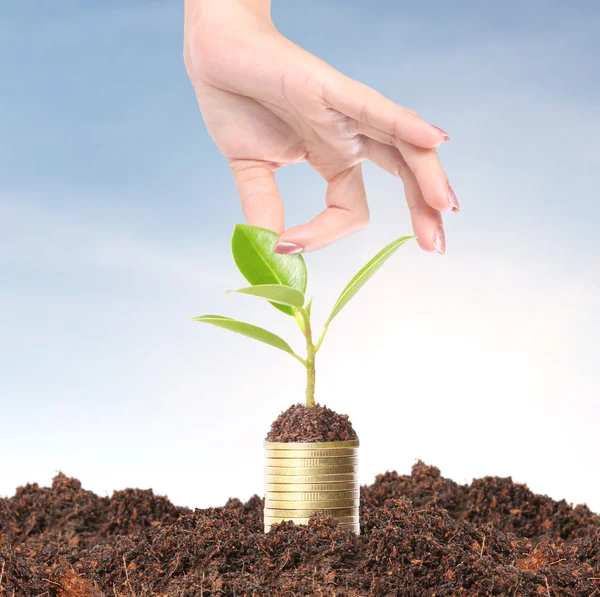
[229,159,285,234]
[323,72,450,149]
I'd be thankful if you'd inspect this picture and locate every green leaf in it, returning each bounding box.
[227,284,305,308]
[325,236,415,326]
[193,315,302,362]
[305,297,314,317]
[231,225,308,315]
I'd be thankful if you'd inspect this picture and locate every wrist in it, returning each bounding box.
[232,0,271,20]
[184,0,280,91]
[185,0,272,26]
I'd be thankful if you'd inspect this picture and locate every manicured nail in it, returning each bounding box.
[275,241,303,255]
[448,183,460,212]
[433,226,446,255]
[432,125,451,142]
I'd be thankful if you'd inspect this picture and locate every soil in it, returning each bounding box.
[1,463,599,597]
[265,403,358,442]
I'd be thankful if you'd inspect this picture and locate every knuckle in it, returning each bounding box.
[317,69,337,105]
[242,190,277,204]
[358,99,369,125]
[294,66,333,105]
[391,115,403,139]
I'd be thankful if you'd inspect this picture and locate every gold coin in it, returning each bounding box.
[264,523,360,534]
[264,507,358,518]
[264,515,358,525]
[264,490,359,502]
[264,482,359,493]
[265,498,358,510]
[265,473,359,484]
[264,465,357,476]
[264,519,359,527]
[265,456,358,467]
[265,456,358,469]
[264,440,359,450]
[339,524,360,531]
[264,448,358,459]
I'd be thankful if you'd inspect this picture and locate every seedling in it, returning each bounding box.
[194,225,414,408]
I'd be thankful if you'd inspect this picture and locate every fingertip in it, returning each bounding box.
[448,183,460,212]
[431,125,451,143]
[407,122,452,149]
[276,214,362,254]
[416,236,432,253]
[409,208,445,255]
[433,225,446,255]
[274,240,303,255]
[423,182,460,214]
[415,231,445,255]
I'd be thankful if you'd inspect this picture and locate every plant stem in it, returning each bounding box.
[306,322,316,408]
[297,308,316,408]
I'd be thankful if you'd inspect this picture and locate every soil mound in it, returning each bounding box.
[1,463,598,596]
[265,403,358,442]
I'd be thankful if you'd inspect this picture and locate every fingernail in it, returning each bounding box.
[432,125,451,142]
[448,183,460,212]
[433,226,446,255]
[275,241,303,255]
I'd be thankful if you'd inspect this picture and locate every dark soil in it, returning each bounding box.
[265,403,358,442]
[1,463,599,596]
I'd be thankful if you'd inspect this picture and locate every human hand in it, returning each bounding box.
[184,0,458,255]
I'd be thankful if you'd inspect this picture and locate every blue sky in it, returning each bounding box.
[1,1,599,511]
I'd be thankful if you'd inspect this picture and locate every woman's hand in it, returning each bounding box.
[184,0,458,254]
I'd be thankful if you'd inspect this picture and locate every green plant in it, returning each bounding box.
[194,225,414,408]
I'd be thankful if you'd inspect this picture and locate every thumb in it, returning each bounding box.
[275,164,369,254]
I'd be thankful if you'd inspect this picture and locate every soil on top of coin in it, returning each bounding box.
[265,402,358,442]
[1,462,599,597]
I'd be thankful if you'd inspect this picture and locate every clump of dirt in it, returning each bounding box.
[362,462,600,541]
[0,472,188,551]
[1,463,599,596]
[265,403,358,442]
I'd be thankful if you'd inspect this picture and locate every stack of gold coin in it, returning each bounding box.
[264,439,360,534]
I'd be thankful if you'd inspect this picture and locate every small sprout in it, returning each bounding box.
[230,224,307,316]
[194,224,414,408]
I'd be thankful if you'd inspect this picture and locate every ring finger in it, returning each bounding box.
[365,139,446,254]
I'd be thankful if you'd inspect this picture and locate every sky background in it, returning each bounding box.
[1,1,599,512]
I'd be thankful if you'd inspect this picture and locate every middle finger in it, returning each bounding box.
[395,139,459,214]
